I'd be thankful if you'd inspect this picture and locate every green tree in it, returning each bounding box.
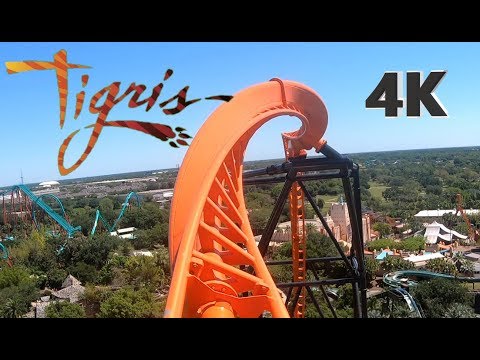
[68,262,98,284]
[367,238,396,251]
[248,208,272,236]
[334,285,354,318]
[121,203,168,230]
[443,303,478,318]
[365,257,380,285]
[123,255,166,291]
[424,258,456,275]
[381,256,414,272]
[1,298,22,318]
[97,255,128,285]
[372,222,392,238]
[98,287,162,318]
[46,301,86,318]
[132,223,168,249]
[46,268,68,289]
[83,284,111,316]
[153,246,171,276]
[0,282,39,318]
[61,233,128,269]
[99,197,116,224]
[400,237,425,252]
[0,266,31,289]
[411,278,473,318]
[316,197,324,210]
[69,207,95,236]
[7,230,58,272]
[304,204,315,219]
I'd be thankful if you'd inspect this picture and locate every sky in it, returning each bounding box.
[0,42,478,186]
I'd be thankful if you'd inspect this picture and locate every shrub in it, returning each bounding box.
[424,258,456,275]
[97,255,128,285]
[46,301,86,318]
[68,262,98,284]
[60,233,128,269]
[365,257,380,284]
[411,278,473,318]
[443,303,478,318]
[124,255,166,291]
[367,237,425,252]
[0,266,31,289]
[372,223,391,238]
[46,268,68,289]
[367,238,396,251]
[381,256,414,272]
[400,237,425,252]
[98,287,161,318]
[0,282,39,318]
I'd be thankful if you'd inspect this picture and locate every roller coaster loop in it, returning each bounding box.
[90,191,140,236]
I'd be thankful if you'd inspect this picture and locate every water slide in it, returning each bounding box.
[383,269,480,288]
[165,79,329,318]
[90,191,140,236]
[385,287,423,317]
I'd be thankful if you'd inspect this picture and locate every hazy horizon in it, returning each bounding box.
[1,144,476,189]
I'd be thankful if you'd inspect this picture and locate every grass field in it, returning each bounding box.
[316,194,339,215]
[369,181,388,201]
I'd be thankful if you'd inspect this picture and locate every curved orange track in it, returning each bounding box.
[165,79,328,318]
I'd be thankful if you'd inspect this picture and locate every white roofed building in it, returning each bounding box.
[414,209,480,223]
[38,180,60,188]
[404,252,445,267]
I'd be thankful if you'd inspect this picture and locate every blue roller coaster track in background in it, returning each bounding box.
[32,193,68,233]
[0,242,8,260]
[1,184,82,237]
[1,185,141,239]
[91,191,140,236]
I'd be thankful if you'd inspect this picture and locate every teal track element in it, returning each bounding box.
[91,192,140,236]
[383,269,480,288]
[387,287,423,317]
[0,243,8,260]
[32,193,68,230]
[12,185,81,238]
[91,210,112,236]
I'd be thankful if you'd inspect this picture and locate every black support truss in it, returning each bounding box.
[243,144,368,318]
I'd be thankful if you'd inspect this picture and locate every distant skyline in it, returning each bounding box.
[3,144,477,190]
[1,42,479,186]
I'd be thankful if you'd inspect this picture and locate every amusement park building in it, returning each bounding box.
[270,201,371,246]
[423,221,468,244]
[38,181,60,188]
[414,209,480,223]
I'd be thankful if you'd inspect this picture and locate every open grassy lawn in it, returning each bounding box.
[316,194,339,215]
[369,181,388,201]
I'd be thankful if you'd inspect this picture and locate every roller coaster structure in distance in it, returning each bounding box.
[90,191,141,236]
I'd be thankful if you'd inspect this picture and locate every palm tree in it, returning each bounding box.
[1,298,20,318]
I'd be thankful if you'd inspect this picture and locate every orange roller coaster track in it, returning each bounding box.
[165,79,367,318]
